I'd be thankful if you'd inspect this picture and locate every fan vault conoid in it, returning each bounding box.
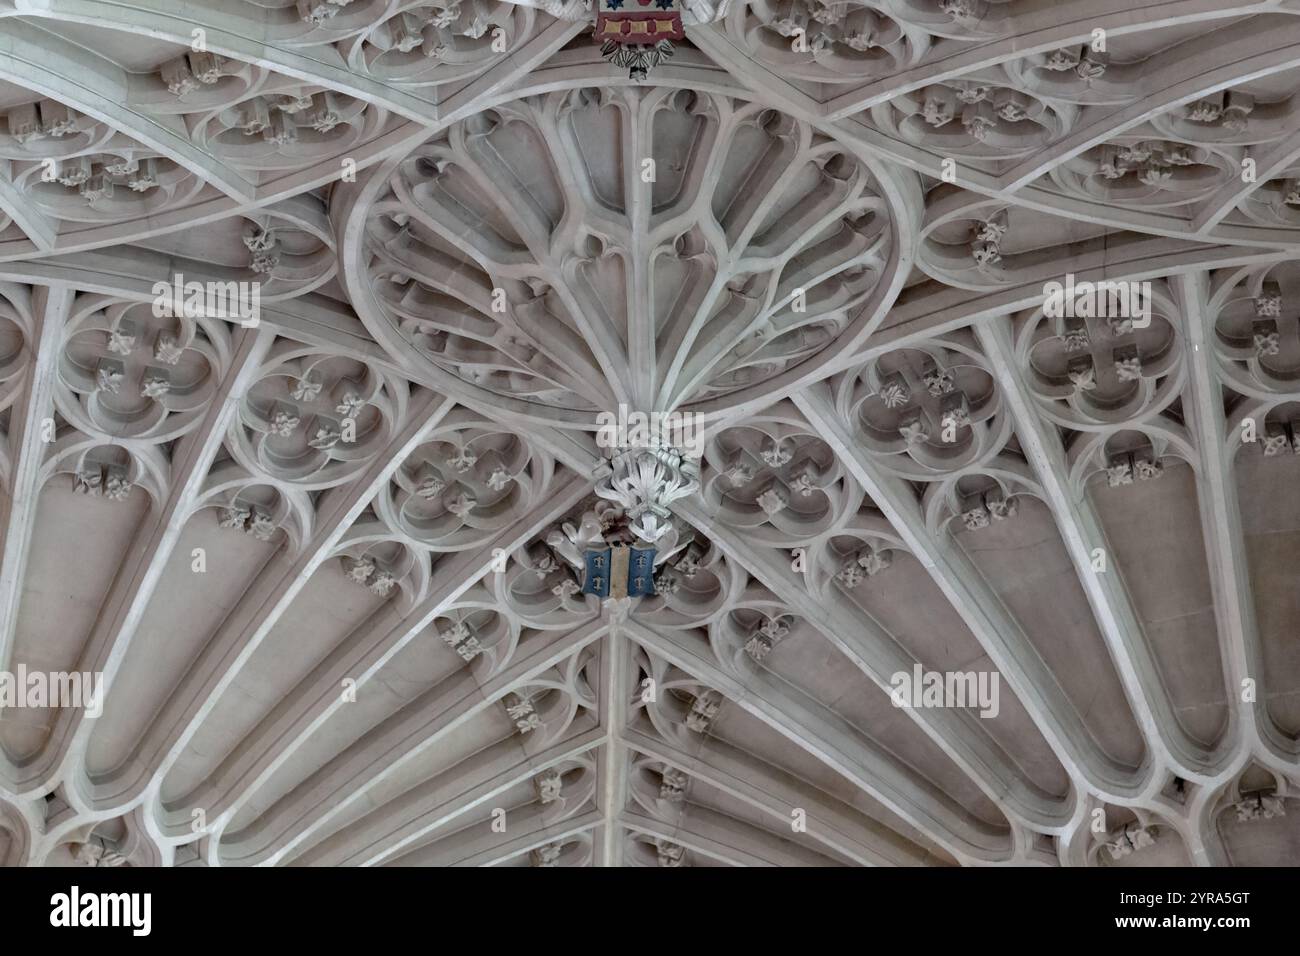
[0,0,1296,868]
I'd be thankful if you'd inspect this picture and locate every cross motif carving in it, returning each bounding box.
[252,366,369,461]
[1052,315,1150,400]
[1247,282,1300,363]
[535,769,563,803]
[834,545,893,587]
[342,555,399,595]
[506,694,542,733]
[1105,439,1164,487]
[659,765,688,801]
[744,614,792,661]
[439,619,483,661]
[73,463,132,501]
[870,357,979,451]
[74,312,196,415]
[400,440,517,527]
[717,438,833,521]
[686,689,722,733]
[218,503,278,541]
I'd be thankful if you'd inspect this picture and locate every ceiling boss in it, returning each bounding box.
[576,405,703,604]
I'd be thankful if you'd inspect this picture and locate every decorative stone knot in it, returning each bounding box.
[655,838,686,867]
[922,365,955,396]
[440,620,483,661]
[447,448,478,473]
[686,690,721,733]
[1068,356,1097,391]
[744,615,791,662]
[551,577,581,599]
[756,485,788,516]
[1061,321,1091,352]
[898,411,930,446]
[1112,346,1143,382]
[336,393,367,419]
[308,426,342,450]
[140,375,171,400]
[291,378,322,402]
[506,695,542,733]
[445,491,477,517]
[269,410,300,437]
[1106,825,1156,860]
[415,472,446,499]
[536,769,563,803]
[155,336,185,365]
[961,490,1017,529]
[879,373,911,409]
[1234,793,1286,823]
[1107,450,1163,486]
[761,440,793,468]
[531,842,563,867]
[1254,283,1283,317]
[724,461,754,486]
[107,328,136,356]
[1253,321,1281,358]
[659,765,688,801]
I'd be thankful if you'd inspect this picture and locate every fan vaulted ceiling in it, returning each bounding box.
[0,0,1298,868]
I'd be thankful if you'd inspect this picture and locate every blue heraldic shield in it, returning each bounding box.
[582,548,613,598]
[628,547,656,597]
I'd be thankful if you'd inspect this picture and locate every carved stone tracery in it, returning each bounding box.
[0,0,1299,874]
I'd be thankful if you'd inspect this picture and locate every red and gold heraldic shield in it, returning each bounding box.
[595,0,685,45]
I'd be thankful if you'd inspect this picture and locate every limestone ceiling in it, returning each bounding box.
[1,0,1300,869]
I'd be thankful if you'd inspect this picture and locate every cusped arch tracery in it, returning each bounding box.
[376,409,554,551]
[725,0,927,84]
[348,84,898,420]
[1014,285,1184,432]
[1048,137,1239,212]
[5,0,1300,871]
[229,341,408,489]
[835,334,1007,479]
[56,296,229,444]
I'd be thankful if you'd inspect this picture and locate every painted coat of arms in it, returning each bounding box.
[596,0,683,80]
[581,545,658,599]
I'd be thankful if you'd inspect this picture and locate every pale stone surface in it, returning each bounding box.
[0,0,1294,871]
